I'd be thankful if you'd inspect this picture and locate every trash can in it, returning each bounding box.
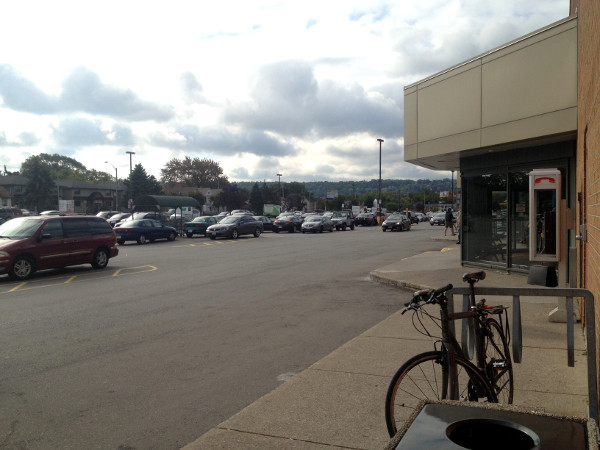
[386,400,598,450]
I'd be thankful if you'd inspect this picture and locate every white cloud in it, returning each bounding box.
[0,0,569,182]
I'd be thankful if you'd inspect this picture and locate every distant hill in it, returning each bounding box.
[236,179,453,197]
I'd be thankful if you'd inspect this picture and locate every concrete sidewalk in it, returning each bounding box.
[183,237,590,449]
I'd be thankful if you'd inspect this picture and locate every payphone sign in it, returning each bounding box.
[529,169,561,262]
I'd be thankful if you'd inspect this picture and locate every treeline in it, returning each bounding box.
[237,178,452,198]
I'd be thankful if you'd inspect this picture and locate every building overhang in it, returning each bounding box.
[403,16,578,172]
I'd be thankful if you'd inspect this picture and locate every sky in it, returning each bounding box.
[0,0,569,184]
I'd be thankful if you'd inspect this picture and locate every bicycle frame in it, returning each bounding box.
[437,293,494,401]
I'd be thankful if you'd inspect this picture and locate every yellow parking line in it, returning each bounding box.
[8,282,27,292]
[64,276,77,284]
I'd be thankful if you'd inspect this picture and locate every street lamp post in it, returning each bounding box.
[126,151,135,175]
[377,139,384,217]
[105,161,118,210]
[277,173,283,199]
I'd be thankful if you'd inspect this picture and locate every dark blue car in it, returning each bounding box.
[114,219,177,245]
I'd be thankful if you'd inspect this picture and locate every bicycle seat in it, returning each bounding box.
[462,271,486,283]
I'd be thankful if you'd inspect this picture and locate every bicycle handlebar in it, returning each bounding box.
[402,283,453,314]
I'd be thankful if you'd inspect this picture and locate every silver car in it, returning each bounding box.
[301,215,334,233]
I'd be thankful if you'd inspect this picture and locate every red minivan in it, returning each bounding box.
[0,215,119,280]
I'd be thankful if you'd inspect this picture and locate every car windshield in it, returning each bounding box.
[0,217,44,239]
[306,216,321,222]
[219,216,240,224]
[119,220,144,227]
[192,217,210,223]
[387,215,403,220]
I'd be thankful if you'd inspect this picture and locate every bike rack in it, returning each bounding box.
[448,286,597,423]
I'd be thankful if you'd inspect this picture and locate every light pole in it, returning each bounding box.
[377,139,384,217]
[105,161,118,210]
[126,151,135,175]
[277,173,283,199]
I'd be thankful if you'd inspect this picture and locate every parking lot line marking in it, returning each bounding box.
[64,276,77,284]
[8,282,27,292]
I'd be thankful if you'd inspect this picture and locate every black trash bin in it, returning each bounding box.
[386,401,598,450]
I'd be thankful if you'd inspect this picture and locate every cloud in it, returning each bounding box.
[0,64,174,122]
[224,60,402,139]
[149,124,298,157]
[51,117,135,147]
[180,71,206,104]
[61,67,174,121]
[0,130,40,147]
[0,64,57,113]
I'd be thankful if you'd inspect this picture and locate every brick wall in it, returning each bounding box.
[576,0,600,406]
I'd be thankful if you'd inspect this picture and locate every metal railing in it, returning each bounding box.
[448,286,597,422]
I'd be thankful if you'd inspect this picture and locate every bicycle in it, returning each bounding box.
[384,271,514,437]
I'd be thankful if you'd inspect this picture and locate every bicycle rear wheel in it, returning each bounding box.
[484,318,514,404]
[385,350,495,437]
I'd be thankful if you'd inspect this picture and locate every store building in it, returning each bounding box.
[404,14,577,283]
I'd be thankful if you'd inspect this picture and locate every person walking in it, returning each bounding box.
[444,207,455,236]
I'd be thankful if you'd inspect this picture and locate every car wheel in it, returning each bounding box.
[168,231,177,241]
[209,236,216,240]
[350,223,355,230]
[117,239,125,245]
[253,228,261,238]
[382,228,386,232]
[273,228,280,233]
[186,232,193,238]
[137,234,147,244]
[231,229,239,239]
[9,255,35,280]
[319,226,323,233]
[91,248,109,269]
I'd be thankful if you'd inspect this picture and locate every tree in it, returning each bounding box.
[20,153,112,182]
[122,164,163,204]
[214,183,248,211]
[160,157,227,188]
[21,156,56,211]
[249,182,263,214]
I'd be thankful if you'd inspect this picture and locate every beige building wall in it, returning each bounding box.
[405,16,577,171]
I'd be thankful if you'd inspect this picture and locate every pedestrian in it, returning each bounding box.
[456,208,462,244]
[444,207,455,236]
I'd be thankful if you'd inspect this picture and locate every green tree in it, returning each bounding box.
[249,182,263,214]
[21,156,56,211]
[214,183,247,211]
[20,153,112,182]
[122,164,163,204]
[160,156,227,188]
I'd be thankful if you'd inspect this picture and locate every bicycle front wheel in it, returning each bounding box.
[485,318,514,404]
[385,351,495,437]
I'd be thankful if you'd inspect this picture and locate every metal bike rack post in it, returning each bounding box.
[449,286,597,422]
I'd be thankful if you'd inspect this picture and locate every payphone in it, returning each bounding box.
[529,169,561,262]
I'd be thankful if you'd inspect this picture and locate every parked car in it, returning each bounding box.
[96,211,120,219]
[169,207,201,221]
[206,215,263,240]
[40,210,62,216]
[0,207,15,222]
[106,213,131,227]
[301,215,334,233]
[253,216,276,232]
[382,214,411,232]
[325,210,355,230]
[114,219,177,245]
[230,209,253,216]
[415,212,428,222]
[0,215,119,280]
[131,211,168,223]
[273,215,302,233]
[356,213,377,226]
[430,212,446,226]
[183,216,218,237]
[407,211,420,224]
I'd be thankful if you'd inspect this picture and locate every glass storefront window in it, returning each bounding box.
[463,173,507,267]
